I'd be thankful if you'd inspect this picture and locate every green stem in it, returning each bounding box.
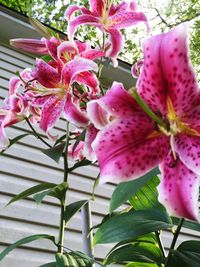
[165,218,184,267]
[25,117,52,148]
[58,122,70,253]
[155,231,166,258]
[132,89,167,130]
[97,32,106,96]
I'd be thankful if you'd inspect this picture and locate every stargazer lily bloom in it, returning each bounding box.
[0,94,30,150]
[29,56,98,138]
[87,23,200,220]
[65,0,148,65]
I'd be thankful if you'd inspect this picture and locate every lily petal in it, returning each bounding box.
[92,114,169,183]
[68,15,101,40]
[44,37,61,60]
[61,57,98,85]
[39,95,64,133]
[89,82,140,118]
[57,41,78,63]
[106,28,123,61]
[89,0,104,16]
[9,77,21,95]
[160,23,199,115]
[110,11,148,29]
[158,153,199,220]
[65,5,80,20]
[83,124,98,161]
[76,71,99,93]
[32,59,60,88]
[87,100,109,130]
[174,134,200,176]
[79,49,105,60]
[137,33,167,114]
[68,141,84,160]
[63,93,88,127]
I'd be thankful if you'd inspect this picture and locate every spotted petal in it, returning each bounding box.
[83,124,98,161]
[174,134,200,176]
[158,153,199,220]
[63,93,88,127]
[92,114,169,183]
[110,11,148,29]
[61,57,98,86]
[137,34,167,114]
[68,15,101,40]
[39,95,64,133]
[76,71,99,93]
[79,49,105,60]
[89,0,104,16]
[32,59,60,88]
[88,82,139,120]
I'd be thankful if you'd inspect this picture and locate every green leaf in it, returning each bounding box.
[64,200,88,224]
[125,263,158,267]
[107,233,158,256]
[172,241,200,267]
[33,189,52,205]
[69,159,91,171]
[0,234,56,261]
[0,133,30,154]
[33,182,68,205]
[56,253,69,267]
[41,55,53,62]
[72,130,86,155]
[103,242,163,265]
[56,252,93,267]
[93,209,172,245]
[172,217,200,232]
[129,175,164,211]
[110,168,160,212]
[41,143,65,163]
[38,262,57,267]
[7,182,57,205]
[54,134,66,146]
[29,17,52,38]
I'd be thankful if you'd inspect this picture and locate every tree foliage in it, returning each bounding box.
[1,0,200,77]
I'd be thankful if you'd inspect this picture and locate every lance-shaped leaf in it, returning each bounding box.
[64,200,88,223]
[38,262,57,267]
[129,175,164,211]
[34,182,68,205]
[125,263,157,267]
[110,168,160,212]
[7,182,57,205]
[172,217,200,232]
[56,252,93,267]
[41,142,65,163]
[29,17,55,38]
[172,240,200,267]
[93,209,172,245]
[0,133,30,154]
[103,242,163,265]
[0,234,56,261]
[69,159,91,172]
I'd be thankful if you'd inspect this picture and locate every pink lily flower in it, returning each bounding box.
[65,0,148,64]
[0,94,30,150]
[29,56,98,137]
[87,23,200,220]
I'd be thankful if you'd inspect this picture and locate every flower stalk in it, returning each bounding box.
[58,122,70,253]
[164,218,184,267]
